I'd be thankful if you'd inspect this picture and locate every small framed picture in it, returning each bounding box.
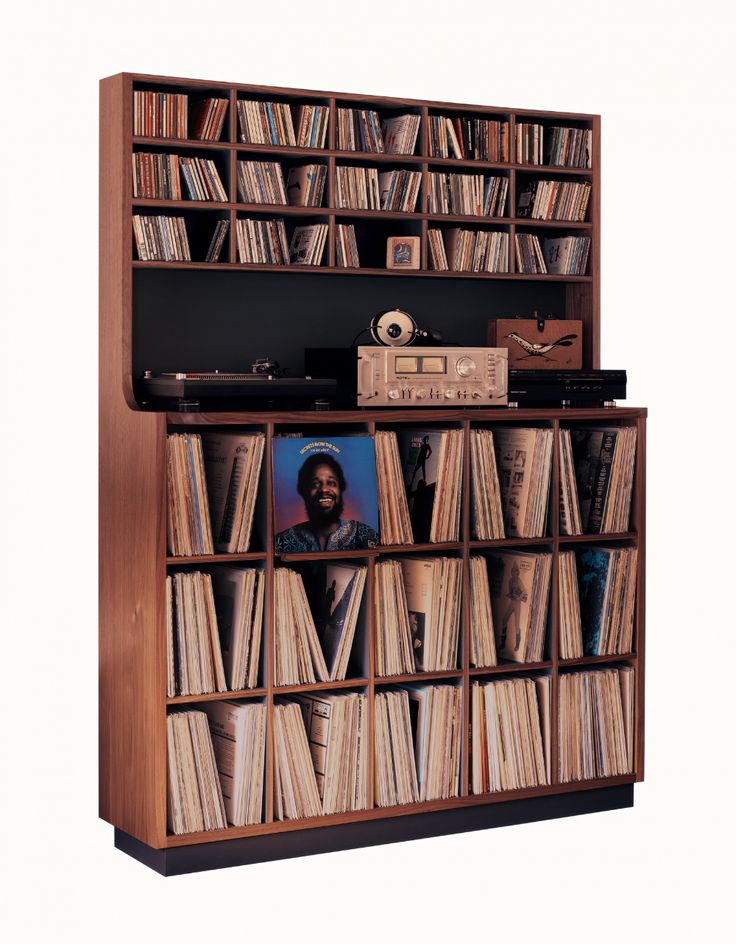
[386,236,420,270]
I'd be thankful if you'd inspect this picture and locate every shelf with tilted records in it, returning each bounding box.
[100,75,642,875]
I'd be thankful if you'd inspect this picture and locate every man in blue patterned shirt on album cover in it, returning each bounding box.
[275,452,379,553]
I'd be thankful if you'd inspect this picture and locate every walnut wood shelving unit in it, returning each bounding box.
[100,73,645,875]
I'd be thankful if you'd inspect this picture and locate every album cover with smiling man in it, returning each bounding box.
[272,437,380,554]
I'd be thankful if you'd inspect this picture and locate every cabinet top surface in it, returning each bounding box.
[104,72,600,121]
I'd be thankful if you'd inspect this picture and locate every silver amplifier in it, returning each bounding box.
[357,346,508,407]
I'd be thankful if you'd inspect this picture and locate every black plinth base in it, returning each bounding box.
[115,783,634,876]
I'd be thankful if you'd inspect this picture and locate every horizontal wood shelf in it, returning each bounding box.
[163,773,636,848]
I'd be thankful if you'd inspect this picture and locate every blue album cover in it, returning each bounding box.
[576,547,613,655]
[272,436,379,553]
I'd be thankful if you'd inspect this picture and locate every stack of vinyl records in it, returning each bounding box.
[469,556,497,668]
[335,165,381,209]
[167,571,227,696]
[489,551,552,663]
[576,546,638,655]
[432,228,510,273]
[286,164,327,207]
[189,98,229,142]
[166,433,213,555]
[494,427,553,537]
[336,108,384,152]
[132,152,181,199]
[235,218,289,264]
[273,568,329,685]
[382,114,421,155]
[407,684,462,801]
[134,90,188,138]
[167,710,227,834]
[427,116,508,161]
[272,701,322,819]
[516,179,591,221]
[179,156,227,201]
[397,428,464,543]
[374,559,414,676]
[545,126,592,168]
[237,99,296,145]
[378,170,422,211]
[205,220,229,262]
[133,215,191,262]
[542,235,591,275]
[559,668,634,781]
[289,224,328,266]
[401,557,462,671]
[375,431,414,545]
[515,123,544,164]
[514,233,546,273]
[560,427,637,535]
[273,693,368,818]
[428,173,508,217]
[202,431,265,553]
[210,567,265,690]
[470,429,505,539]
[558,550,583,660]
[296,692,369,814]
[236,160,288,204]
[295,104,330,148]
[374,690,419,806]
[203,700,266,826]
[300,562,367,681]
[471,676,550,792]
[335,223,360,267]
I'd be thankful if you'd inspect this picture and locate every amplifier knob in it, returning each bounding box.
[415,389,427,399]
[388,388,400,399]
[444,389,455,399]
[472,392,482,399]
[456,356,476,377]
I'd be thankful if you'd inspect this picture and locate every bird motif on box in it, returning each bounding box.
[506,331,579,360]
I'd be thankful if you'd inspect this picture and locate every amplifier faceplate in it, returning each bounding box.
[357,346,508,407]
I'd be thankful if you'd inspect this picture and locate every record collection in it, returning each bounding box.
[179,156,227,202]
[542,236,591,276]
[236,99,297,146]
[167,710,227,834]
[335,165,381,210]
[204,219,230,262]
[166,571,227,696]
[489,551,552,663]
[427,115,509,161]
[374,690,419,806]
[189,97,229,142]
[375,430,414,545]
[336,107,385,152]
[285,164,327,207]
[576,546,638,655]
[236,160,288,204]
[134,90,188,138]
[374,559,415,676]
[516,179,591,222]
[469,429,505,539]
[406,684,462,801]
[202,431,264,553]
[469,556,498,668]
[471,675,550,792]
[378,170,422,212]
[166,433,213,555]
[202,700,266,826]
[558,550,583,660]
[273,567,330,685]
[335,223,360,267]
[289,224,328,266]
[381,113,421,155]
[133,214,191,262]
[235,217,289,264]
[429,228,510,273]
[560,426,637,534]
[514,233,546,274]
[132,152,182,200]
[210,567,265,690]
[558,667,634,781]
[397,428,464,543]
[300,562,367,681]
[494,427,553,537]
[428,172,508,217]
[401,556,462,671]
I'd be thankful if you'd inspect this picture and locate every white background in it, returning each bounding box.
[1,1,734,940]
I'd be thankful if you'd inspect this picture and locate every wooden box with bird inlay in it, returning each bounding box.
[489,318,583,370]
